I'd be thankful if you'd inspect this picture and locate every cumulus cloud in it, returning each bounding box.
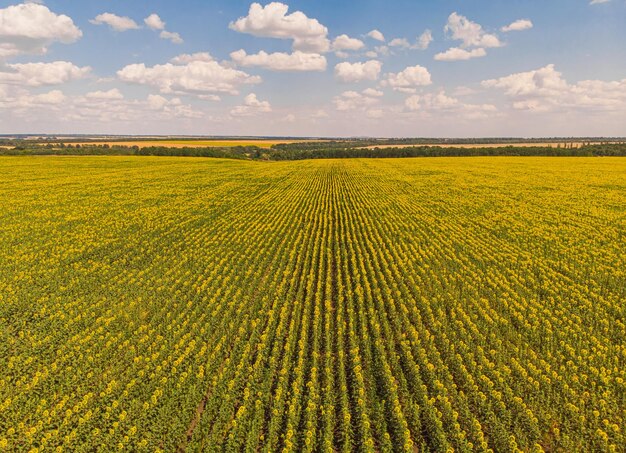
[501,19,533,32]
[230,49,326,71]
[405,91,497,119]
[117,60,261,96]
[1,87,203,125]
[142,13,183,43]
[169,52,213,64]
[85,88,124,100]
[434,47,486,61]
[90,13,140,32]
[144,13,166,30]
[0,3,82,58]
[229,2,330,53]
[366,29,385,42]
[382,64,432,92]
[482,64,626,112]
[334,60,382,82]
[332,34,365,51]
[230,93,272,116]
[333,89,382,111]
[389,29,433,51]
[445,12,502,48]
[416,29,433,50]
[159,30,183,44]
[0,61,90,86]
[389,38,410,48]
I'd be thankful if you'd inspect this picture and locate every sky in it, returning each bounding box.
[1,0,625,137]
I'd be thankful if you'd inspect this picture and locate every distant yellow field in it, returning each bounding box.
[360,142,596,149]
[65,139,315,149]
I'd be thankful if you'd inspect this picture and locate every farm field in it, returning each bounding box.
[358,142,606,150]
[0,156,624,452]
[59,139,316,149]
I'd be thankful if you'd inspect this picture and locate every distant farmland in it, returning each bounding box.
[61,139,317,149]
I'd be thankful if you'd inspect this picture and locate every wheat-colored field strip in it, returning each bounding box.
[61,139,314,149]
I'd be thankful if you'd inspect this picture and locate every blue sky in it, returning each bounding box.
[1,0,625,136]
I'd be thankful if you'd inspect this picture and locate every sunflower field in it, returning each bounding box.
[0,156,624,452]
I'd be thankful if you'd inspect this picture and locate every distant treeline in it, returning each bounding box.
[2,142,626,160]
[265,143,626,160]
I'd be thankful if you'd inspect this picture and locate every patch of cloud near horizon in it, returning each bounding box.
[229,2,330,53]
[0,2,82,58]
[2,88,203,123]
[405,91,497,119]
[117,59,261,96]
[334,60,382,82]
[436,12,501,62]
[230,93,272,117]
[333,88,383,111]
[501,19,533,32]
[0,61,90,86]
[382,64,432,93]
[90,13,140,32]
[482,64,626,113]
[230,49,326,71]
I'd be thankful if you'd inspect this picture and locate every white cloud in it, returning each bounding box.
[169,52,213,64]
[230,93,272,116]
[445,12,502,48]
[230,49,326,71]
[334,60,382,82]
[147,94,169,110]
[142,13,183,44]
[366,29,385,42]
[332,34,364,51]
[90,13,140,32]
[0,3,82,58]
[590,0,610,4]
[389,38,410,48]
[416,29,433,50]
[85,88,124,100]
[160,30,183,44]
[434,47,486,61]
[389,30,432,50]
[333,89,382,111]
[382,64,432,91]
[482,64,626,112]
[364,50,378,58]
[366,109,383,119]
[501,19,533,32]
[229,2,330,53]
[362,88,383,97]
[1,87,204,124]
[405,91,497,119]
[33,89,66,104]
[144,13,166,30]
[375,45,390,56]
[117,60,261,96]
[0,61,90,86]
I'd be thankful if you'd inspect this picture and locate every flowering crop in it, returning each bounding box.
[0,156,624,451]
